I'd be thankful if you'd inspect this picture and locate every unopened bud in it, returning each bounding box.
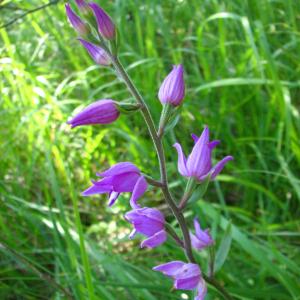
[65,3,89,36]
[158,64,185,106]
[78,39,110,65]
[89,3,116,40]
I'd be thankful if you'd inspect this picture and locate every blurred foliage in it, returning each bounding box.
[0,0,300,299]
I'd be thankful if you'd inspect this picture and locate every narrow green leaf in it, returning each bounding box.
[214,222,232,272]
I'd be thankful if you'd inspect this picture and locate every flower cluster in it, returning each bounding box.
[65,2,233,299]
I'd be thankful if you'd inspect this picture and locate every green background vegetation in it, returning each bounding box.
[1,0,300,299]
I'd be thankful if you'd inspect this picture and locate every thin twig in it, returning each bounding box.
[0,0,61,29]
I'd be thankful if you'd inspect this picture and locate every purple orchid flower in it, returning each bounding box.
[78,39,110,66]
[158,64,185,106]
[65,3,88,35]
[82,162,147,208]
[173,126,233,182]
[89,3,116,40]
[125,207,167,248]
[190,218,213,251]
[67,99,119,128]
[153,261,207,299]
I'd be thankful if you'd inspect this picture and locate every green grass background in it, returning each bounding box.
[1,0,300,299]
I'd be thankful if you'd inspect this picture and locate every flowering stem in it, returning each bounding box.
[109,55,233,300]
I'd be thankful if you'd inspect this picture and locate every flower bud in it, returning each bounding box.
[75,0,89,13]
[65,3,89,36]
[89,3,116,40]
[158,64,185,106]
[67,99,120,128]
[78,38,110,65]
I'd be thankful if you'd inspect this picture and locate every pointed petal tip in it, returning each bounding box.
[140,230,167,249]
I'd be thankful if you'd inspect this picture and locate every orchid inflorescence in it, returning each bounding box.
[65,2,233,299]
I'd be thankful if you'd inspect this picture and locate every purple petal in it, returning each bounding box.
[190,232,213,251]
[187,127,212,178]
[211,156,234,179]
[194,218,202,238]
[130,176,148,209]
[112,172,140,192]
[125,208,165,237]
[78,39,110,66]
[153,261,185,277]
[130,218,164,237]
[175,263,201,280]
[97,162,140,177]
[191,133,199,143]
[208,140,220,149]
[173,263,201,290]
[175,275,201,290]
[140,230,167,248]
[191,218,214,250]
[107,191,120,207]
[195,278,207,300]
[81,182,112,196]
[125,207,165,224]
[173,143,189,176]
[92,177,113,188]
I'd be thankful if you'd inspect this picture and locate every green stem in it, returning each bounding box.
[109,55,233,300]
[165,223,184,247]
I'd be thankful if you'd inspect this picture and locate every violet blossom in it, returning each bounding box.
[89,3,116,40]
[173,126,233,182]
[67,99,119,128]
[158,64,185,106]
[190,218,213,251]
[125,207,167,248]
[78,39,110,65]
[153,261,207,300]
[65,3,88,35]
[82,162,147,208]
